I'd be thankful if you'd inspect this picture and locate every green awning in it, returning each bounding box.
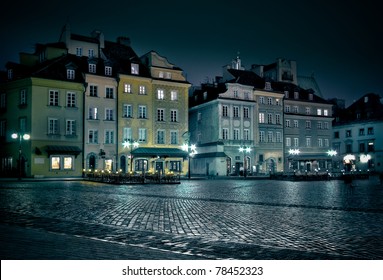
[46,145,82,157]
[193,152,227,159]
[131,147,188,158]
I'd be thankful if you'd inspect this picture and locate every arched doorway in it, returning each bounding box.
[268,159,276,174]
[88,154,96,170]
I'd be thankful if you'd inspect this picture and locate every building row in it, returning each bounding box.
[1,26,382,178]
[0,25,190,178]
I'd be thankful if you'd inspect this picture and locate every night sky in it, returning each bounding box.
[1,0,381,106]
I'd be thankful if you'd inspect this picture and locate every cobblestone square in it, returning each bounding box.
[1,177,383,259]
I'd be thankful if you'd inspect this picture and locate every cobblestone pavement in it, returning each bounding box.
[1,177,383,259]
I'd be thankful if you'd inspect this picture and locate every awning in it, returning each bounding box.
[131,147,188,158]
[193,152,227,159]
[46,145,82,157]
[289,154,331,160]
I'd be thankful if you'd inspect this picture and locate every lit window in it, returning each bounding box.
[317,109,322,115]
[171,90,178,100]
[64,157,73,169]
[51,157,60,170]
[139,86,145,95]
[124,84,131,93]
[157,89,165,100]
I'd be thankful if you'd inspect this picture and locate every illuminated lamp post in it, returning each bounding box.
[239,146,251,177]
[122,140,139,172]
[11,132,30,180]
[182,143,197,179]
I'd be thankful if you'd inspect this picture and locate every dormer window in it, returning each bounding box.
[67,69,75,80]
[294,92,299,99]
[309,93,313,100]
[284,91,289,98]
[159,71,164,78]
[264,82,272,91]
[7,69,13,80]
[131,63,139,75]
[166,72,172,79]
[105,66,112,76]
[89,63,96,73]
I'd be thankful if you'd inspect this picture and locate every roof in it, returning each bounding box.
[131,147,188,158]
[297,75,323,98]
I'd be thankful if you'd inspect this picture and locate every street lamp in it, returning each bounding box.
[182,143,197,179]
[122,140,139,172]
[11,132,30,180]
[239,146,251,177]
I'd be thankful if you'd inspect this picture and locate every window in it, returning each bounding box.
[89,63,96,73]
[293,120,299,128]
[233,129,239,140]
[285,105,290,113]
[159,71,164,78]
[157,109,165,121]
[7,69,13,80]
[267,113,273,124]
[233,106,239,118]
[131,63,139,75]
[157,130,165,144]
[268,97,273,105]
[0,120,6,138]
[67,69,75,80]
[275,99,280,106]
[88,129,98,143]
[105,87,114,99]
[222,128,228,140]
[292,106,298,113]
[171,91,178,101]
[276,132,281,142]
[170,131,178,144]
[105,66,112,76]
[138,106,147,119]
[259,113,265,123]
[123,127,132,142]
[88,107,98,120]
[138,128,146,142]
[305,107,310,115]
[169,161,181,172]
[244,129,250,140]
[124,84,131,93]
[368,142,375,152]
[105,109,114,121]
[346,130,352,137]
[166,72,172,79]
[223,105,228,117]
[123,104,132,118]
[285,119,291,127]
[233,90,238,98]
[284,91,289,98]
[66,120,76,136]
[89,85,98,97]
[359,128,365,136]
[243,107,249,118]
[88,49,94,58]
[157,89,165,100]
[324,122,329,129]
[20,89,27,105]
[334,131,339,138]
[259,131,265,142]
[64,157,73,169]
[66,92,76,107]
[259,96,265,104]
[318,138,323,147]
[170,110,177,122]
[324,139,329,147]
[49,90,59,106]
[275,114,281,124]
[51,156,60,170]
[139,85,146,95]
[105,130,114,144]
[294,92,299,99]
[305,121,311,129]
[309,93,313,100]
[306,137,311,147]
[367,127,374,135]
[267,131,273,142]
[359,143,365,152]
[265,82,272,91]
[317,122,322,129]
[324,109,328,116]
[76,47,82,56]
[48,118,59,134]
[294,138,299,147]
[317,109,322,115]
[244,92,249,100]
[286,137,291,147]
